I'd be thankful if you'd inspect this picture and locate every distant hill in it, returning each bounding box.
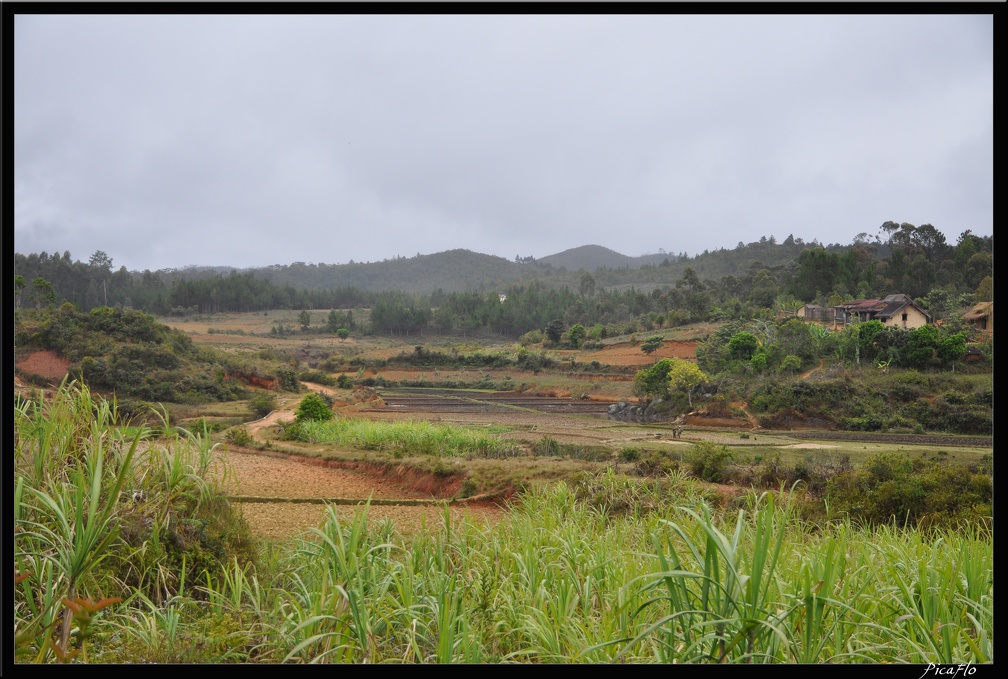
[164,240,829,294]
[255,249,531,295]
[538,245,641,271]
[14,237,849,303]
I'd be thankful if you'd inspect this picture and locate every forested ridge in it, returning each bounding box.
[14,222,992,339]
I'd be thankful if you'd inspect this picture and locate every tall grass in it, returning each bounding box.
[14,380,254,663]
[14,382,994,664]
[293,417,521,458]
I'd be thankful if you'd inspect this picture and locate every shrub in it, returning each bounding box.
[298,369,335,386]
[826,452,992,529]
[779,354,802,374]
[249,392,277,419]
[641,335,664,354]
[519,329,544,346]
[685,441,734,483]
[619,447,641,463]
[276,368,299,392]
[294,393,333,423]
[225,427,254,447]
[635,450,680,477]
[532,435,560,457]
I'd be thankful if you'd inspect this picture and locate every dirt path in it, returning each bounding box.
[243,382,342,438]
[730,401,761,430]
[800,358,827,380]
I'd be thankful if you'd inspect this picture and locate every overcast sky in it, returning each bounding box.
[13,12,993,273]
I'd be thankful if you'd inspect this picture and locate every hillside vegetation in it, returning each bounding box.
[13,381,993,664]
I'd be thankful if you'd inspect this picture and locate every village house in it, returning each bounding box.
[963,301,993,334]
[832,294,931,330]
[797,303,837,324]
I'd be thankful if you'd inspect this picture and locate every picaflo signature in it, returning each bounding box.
[918,663,977,679]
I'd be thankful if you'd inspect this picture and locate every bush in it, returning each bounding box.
[519,329,544,346]
[249,392,277,418]
[276,368,299,392]
[532,435,560,457]
[298,369,335,386]
[635,450,680,477]
[225,427,254,447]
[779,354,802,374]
[825,452,992,529]
[619,447,641,463]
[294,393,333,423]
[685,441,734,483]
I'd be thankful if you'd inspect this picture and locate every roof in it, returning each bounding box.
[836,298,887,314]
[875,294,930,322]
[963,302,993,322]
[834,294,930,322]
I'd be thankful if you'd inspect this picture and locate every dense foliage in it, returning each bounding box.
[14,306,267,406]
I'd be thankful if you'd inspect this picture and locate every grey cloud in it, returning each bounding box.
[14,13,993,272]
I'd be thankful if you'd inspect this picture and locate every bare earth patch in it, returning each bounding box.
[224,384,506,541]
[220,449,504,539]
[221,449,507,542]
[15,350,70,382]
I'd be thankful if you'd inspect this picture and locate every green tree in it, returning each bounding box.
[727,331,759,360]
[903,324,940,369]
[32,277,57,309]
[15,274,26,309]
[666,359,707,409]
[336,327,350,341]
[295,393,333,423]
[641,335,664,355]
[937,332,967,365]
[298,309,311,331]
[856,320,886,364]
[249,392,278,419]
[88,250,113,271]
[975,276,992,303]
[545,319,565,345]
[776,318,813,360]
[567,323,586,348]
[633,358,675,401]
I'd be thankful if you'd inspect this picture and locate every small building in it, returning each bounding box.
[799,304,837,324]
[963,302,993,334]
[832,294,930,329]
[874,294,932,330]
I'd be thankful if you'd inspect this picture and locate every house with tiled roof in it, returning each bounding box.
[832,294,930,330]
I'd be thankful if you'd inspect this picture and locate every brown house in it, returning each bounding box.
[963,302,993,334]
[832,294,931,330]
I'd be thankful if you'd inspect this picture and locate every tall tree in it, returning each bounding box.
[31,277,57,308]
[14,274,25,309]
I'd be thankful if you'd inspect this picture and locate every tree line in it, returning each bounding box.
[14,224,992,339]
